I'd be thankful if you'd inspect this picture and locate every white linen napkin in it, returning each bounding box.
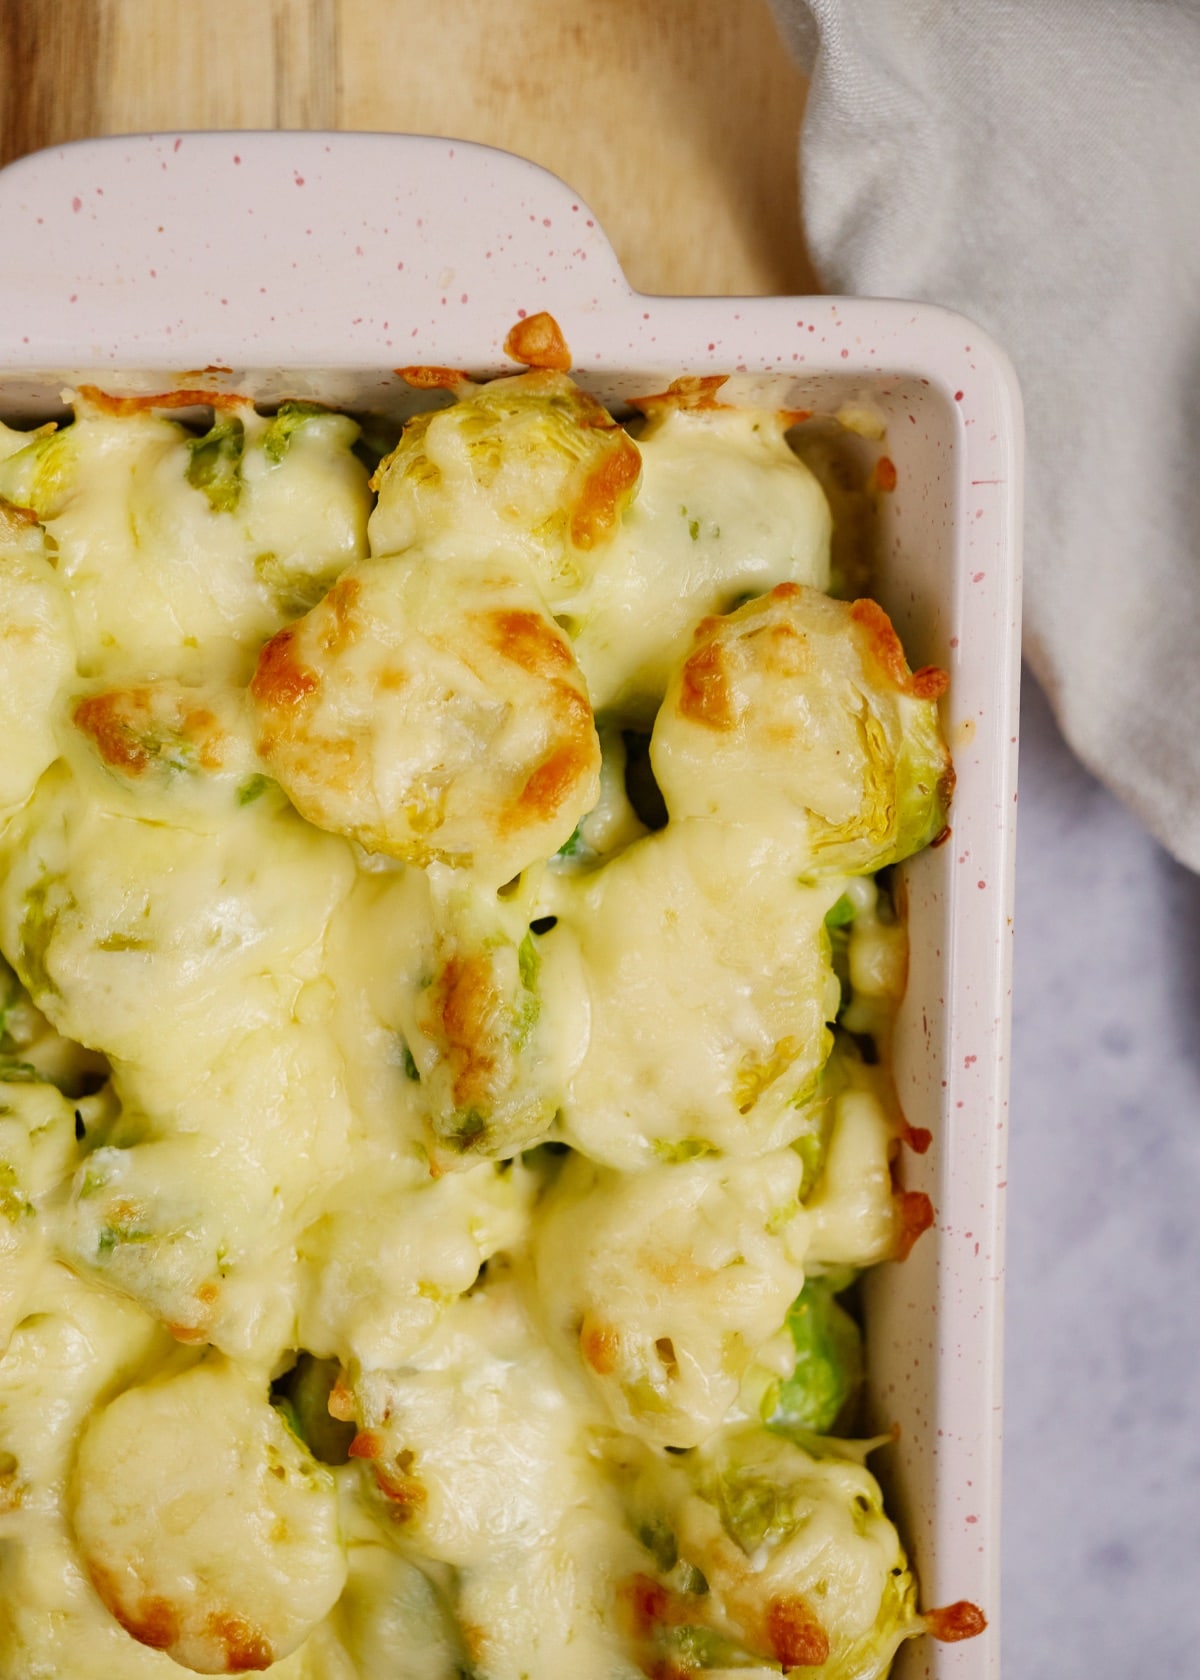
[769,0,1200,869]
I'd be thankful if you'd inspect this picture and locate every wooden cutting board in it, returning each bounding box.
[0,0,816,298]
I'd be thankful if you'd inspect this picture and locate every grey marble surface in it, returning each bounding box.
[1003,672,1200,1676]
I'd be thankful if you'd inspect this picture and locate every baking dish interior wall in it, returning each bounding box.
[866,378,962,1680]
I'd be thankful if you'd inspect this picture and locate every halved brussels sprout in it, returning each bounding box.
[400,897,556,1166]
[0,398,371,680]
[368,369,641,597]
[295,1155,533,1371]
[565,401,832,723]
[549,821,843,1169]
[761,1276,865,1438]
[250,549,601,887]
[60,676,266,831]
[615,1425,921,1680]
[69,1359,347,1673]
[535,1149,810,1449]
[0,759,354,1068]
[650,583,953,876]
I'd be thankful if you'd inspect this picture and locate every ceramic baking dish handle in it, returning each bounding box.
[0,131,633,372]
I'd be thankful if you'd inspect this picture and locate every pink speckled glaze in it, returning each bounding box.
[0,132,1021,1680]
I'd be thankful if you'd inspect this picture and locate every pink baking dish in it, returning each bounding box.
[0,132,1022,1678]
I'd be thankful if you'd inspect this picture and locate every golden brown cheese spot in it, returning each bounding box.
[250,552,599,878]
[630,374,730,416]
[925,1600,988,1641]
[873,454,898,493]
[901,1119,933,1155]
[503,311,572,372]
[480,608,574,677]
[89,1565,181,1652]
[250,627,320,712]
[677,640,737,730]
[570,431,643,549]
[763,1594,830,1667]
[895,1188,935,1260]
[162,1282,221,1346]
[756,618,810,679]
[75,383,246,415]
[328,1377,356,1422]
[372,1448,427,1517]
[354,1431,425,1525]
[516,735,592,825]
[850,597,949,700]
[73,690,155,775]
[580,1313,621,1376]
[165,1320,209,1346]
[205,1611,275,1672]
[72,686,230,777]
[395,365,469,390]
[619,1573,695,1639]
[430,953,504,1112]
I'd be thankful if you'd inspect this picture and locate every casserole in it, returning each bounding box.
[0,131,1022,1678]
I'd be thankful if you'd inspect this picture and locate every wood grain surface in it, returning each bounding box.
[0,0,816,297]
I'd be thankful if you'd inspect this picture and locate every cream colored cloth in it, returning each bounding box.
[771,0,1200,868]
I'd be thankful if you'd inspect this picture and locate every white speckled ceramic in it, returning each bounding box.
[0,132,1022,1679]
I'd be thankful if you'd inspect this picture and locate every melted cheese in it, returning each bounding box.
[0,380,951,1679]
[251,551,600,886]
[565,404,831,723]
[535,1151,810,1448]
[0,511,75,816]
[545,822,844,1168]
[650,583,953,875]
[367,370,640,597]
[0,759,355,1071]
[0,401,370,684]
[70,1359,347,1674]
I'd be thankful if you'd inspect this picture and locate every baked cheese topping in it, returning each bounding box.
[0,366,959,1678]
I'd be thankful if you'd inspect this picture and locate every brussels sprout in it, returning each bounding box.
[763,1277,865,1438]
[250,549,600,885]
[368,369,641,594]
[186,415,245,512]
[3,399,372,679]
[331,1541,471,1680]
[70,1360,347,1672]
[650,583,954,877]
[260,400,332,464]
[553,822,843,1170]
[563,401,832,724]
[400,887,563,1167]
[617,1425,921,1680]
[0,424,79,519]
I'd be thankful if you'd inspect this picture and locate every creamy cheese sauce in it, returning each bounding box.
[0,374,954,1678]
